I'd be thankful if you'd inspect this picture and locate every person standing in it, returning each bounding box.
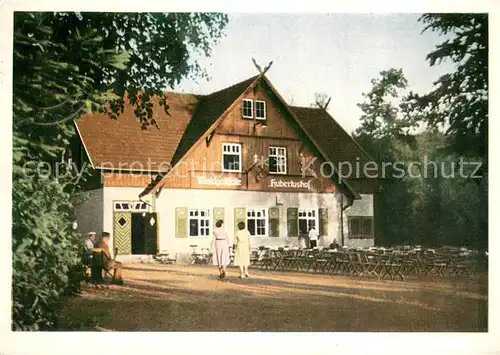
[211,220,230,279]
[234,221,251,278]
[308,225,319,248]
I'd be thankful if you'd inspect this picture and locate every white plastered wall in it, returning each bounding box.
[154,189,341,258]
[343,193,375,248]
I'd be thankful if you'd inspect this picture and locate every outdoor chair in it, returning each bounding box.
[260,248,274,270]
[311,249,329,273]
[154,250,178,264]
[250,250,260,267]
[91,247,121,286]
[359,251,380,277]
[379,252,405,281]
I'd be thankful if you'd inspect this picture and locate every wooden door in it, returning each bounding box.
[114,212,132,255]
[144,212,158,254]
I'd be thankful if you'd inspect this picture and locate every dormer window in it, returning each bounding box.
[242,99,253,119]
[255,100,266,120]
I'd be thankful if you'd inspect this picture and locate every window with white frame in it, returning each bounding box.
[255,100,266,120]
[242,99,253,118]
[298,209,317,235]
[189,209,211,237]
[268,146,287,174]
[247,208,267,237]
[222,143,242,172]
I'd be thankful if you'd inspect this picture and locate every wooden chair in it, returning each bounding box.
[91,247,121,285]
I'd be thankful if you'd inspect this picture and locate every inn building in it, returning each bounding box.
[73,73,380,260]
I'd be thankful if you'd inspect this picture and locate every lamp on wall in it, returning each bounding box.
[276,195,283,206]
[252,120,267,135]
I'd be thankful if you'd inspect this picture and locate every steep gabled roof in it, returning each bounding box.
[75,73,377,199]
[170,75,258,166]
[290,106,375,179]
[75,93,199,171]
[145,75,367,199]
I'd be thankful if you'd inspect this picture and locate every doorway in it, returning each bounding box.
[131,212,158,254]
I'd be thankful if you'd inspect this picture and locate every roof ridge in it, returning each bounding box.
[202,75,259,99]
[289,104,322,109]
[290,105,376,164]
[159,76,259,98]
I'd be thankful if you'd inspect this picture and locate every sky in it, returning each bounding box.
[174,13,457,134]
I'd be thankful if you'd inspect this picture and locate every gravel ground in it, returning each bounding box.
[57,263,488,332]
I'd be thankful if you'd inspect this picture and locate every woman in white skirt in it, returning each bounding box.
[211,220,230,279]
[234,221,251,278]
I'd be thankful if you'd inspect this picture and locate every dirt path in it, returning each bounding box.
[57,263,488,331]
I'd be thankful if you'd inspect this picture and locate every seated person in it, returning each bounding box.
[329,239,341,250]
[82,232,96,266]
[97,232,124,284]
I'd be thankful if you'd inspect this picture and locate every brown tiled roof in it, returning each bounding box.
[290,106,375,180]
[170,75,258,165]
[76,75,376,197]
[75,93,199,171]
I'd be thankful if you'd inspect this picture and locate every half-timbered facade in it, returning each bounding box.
[74,73,379,260]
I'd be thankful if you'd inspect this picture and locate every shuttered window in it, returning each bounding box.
[234,207,246,233]
[189,209,211,237]
[318,208,328,236]
[247,208,267,237]
[175,207,188,238]
[268,207,280,237]
[348,216,374,239]
[298,209,317,235]
[287,207,298,237]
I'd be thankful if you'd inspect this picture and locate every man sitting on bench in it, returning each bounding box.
[96,232,124,284]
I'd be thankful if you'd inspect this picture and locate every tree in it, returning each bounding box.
[414,14,488,248]
[12,12,228,330]
[411,14,488,160]
[355,68,418,141]
[354,68,487,249]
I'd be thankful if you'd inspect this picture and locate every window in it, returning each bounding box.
[348,216,374,239]
[189,209,211,237]
[114,201,149,212]
[247,208,267,237]
[299,209,317,235]
[269,146,287,174]
[255,100,266,120]
[222,143,242,172]
[242,99,253,118]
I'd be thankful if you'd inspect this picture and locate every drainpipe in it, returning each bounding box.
[339,192,354,247]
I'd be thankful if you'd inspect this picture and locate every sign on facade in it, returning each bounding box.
[268,178,312,190]
[190,173,247,189]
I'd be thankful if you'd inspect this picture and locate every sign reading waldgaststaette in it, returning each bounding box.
[190,172,247,189]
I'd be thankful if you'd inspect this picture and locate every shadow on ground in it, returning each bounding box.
[57,263,488,332]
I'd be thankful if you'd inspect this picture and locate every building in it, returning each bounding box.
[73,73,380,261]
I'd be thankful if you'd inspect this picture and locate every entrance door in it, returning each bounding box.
[114,212,132,255]
[131,212,158,254]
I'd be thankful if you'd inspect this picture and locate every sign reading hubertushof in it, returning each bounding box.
[268,178,312,190]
